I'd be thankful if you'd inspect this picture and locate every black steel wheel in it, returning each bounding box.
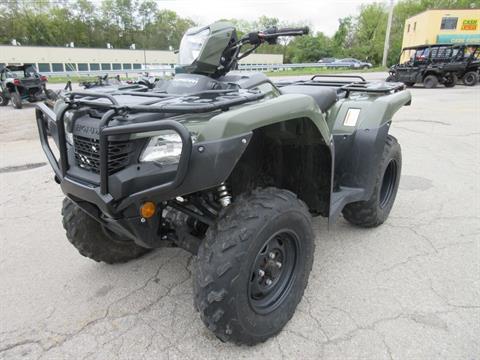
[423,75,438,89]
[463,71,479,86]
[248,230,299,315]
[194,188,314,345]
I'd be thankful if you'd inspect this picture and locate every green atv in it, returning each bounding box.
[35,22,411,345]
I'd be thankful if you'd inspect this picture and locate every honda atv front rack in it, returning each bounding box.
[64,88,265,114]
[35,88,264,216]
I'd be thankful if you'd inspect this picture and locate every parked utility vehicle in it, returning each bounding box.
[387,44,458,88]
[36,22,411,345]
[0,64,57,109]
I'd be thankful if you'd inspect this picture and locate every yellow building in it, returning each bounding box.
[402,9,480,49]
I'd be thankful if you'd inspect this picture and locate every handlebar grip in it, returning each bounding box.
[276,27,310,35]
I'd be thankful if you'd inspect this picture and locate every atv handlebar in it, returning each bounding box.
[242,26,309,47]
[229,26,309,72]
[262,27,310,37]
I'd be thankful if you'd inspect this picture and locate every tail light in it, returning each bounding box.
[40,75,48,82]
[13,79,20,85]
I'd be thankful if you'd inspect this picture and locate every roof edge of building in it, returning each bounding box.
[407,8,479,19]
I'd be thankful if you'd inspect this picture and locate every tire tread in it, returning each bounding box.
[194,187,314,345]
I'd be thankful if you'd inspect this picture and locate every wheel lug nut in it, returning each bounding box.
[258,269,265,277]
[276,261,282,268]
[266,279,272,286]
[268,252,276,259]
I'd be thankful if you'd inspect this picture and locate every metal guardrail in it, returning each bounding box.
[41,66,175,78]
[41,62,371,77]
[238,62,370,72]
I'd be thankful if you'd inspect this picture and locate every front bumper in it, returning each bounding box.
[35,102,251,246]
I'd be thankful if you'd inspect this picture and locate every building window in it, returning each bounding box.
[112,63,121,70]
[90,63,100,71]
[65,63,77,72]
[440,17,458,30]
[123,63,132,70]
[52,63,64,72]
[38,63,51,72]
[78,63,88,71]
[133,63,142,70]
[101,63,111,70]
[407,24,410,33]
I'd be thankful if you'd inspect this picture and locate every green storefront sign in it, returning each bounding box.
[437,34,480,44]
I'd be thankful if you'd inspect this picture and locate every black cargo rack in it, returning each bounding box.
[275,74,406,97]
[36,88,265,210]
[63,88,265,114]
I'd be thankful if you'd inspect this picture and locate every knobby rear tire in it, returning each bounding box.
[342,135,401,228]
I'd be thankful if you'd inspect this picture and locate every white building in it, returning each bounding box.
[0,45,283,73]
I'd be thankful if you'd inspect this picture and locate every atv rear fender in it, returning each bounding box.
[327,89,411,222]
[327,89,411,133]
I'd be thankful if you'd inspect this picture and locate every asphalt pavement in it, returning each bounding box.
[0,73,479,359]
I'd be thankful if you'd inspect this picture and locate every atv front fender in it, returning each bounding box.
[196,93,332,147]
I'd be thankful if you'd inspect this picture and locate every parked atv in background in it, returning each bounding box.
[126,72,160,89]
[60,75,148,96]
[36,22,411,345]
[0,64,57,109]
[387,44,458,88]
[79,74,124,89]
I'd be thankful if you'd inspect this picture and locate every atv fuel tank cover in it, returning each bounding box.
[344,108,361,127]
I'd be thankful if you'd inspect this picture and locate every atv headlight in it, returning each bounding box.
[140,131,183,166]
[178,27,210,66]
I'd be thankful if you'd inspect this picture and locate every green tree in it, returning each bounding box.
[331,17,354,58]
[349,3,388,64]
[286,33,332,63]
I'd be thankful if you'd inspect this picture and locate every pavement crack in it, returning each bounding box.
[384,223,438,253]
[381,334,394,360]
[302,296,330,340]
[275,336,287,360]
[0,339,42,354]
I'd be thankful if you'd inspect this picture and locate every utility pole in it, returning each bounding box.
[382,0,394,67]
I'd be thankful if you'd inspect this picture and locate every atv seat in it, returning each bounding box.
[280,85,337,112]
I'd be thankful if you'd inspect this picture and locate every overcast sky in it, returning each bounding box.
[155,0,384,36]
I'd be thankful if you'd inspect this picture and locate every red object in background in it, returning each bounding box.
[40,75,48,82]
